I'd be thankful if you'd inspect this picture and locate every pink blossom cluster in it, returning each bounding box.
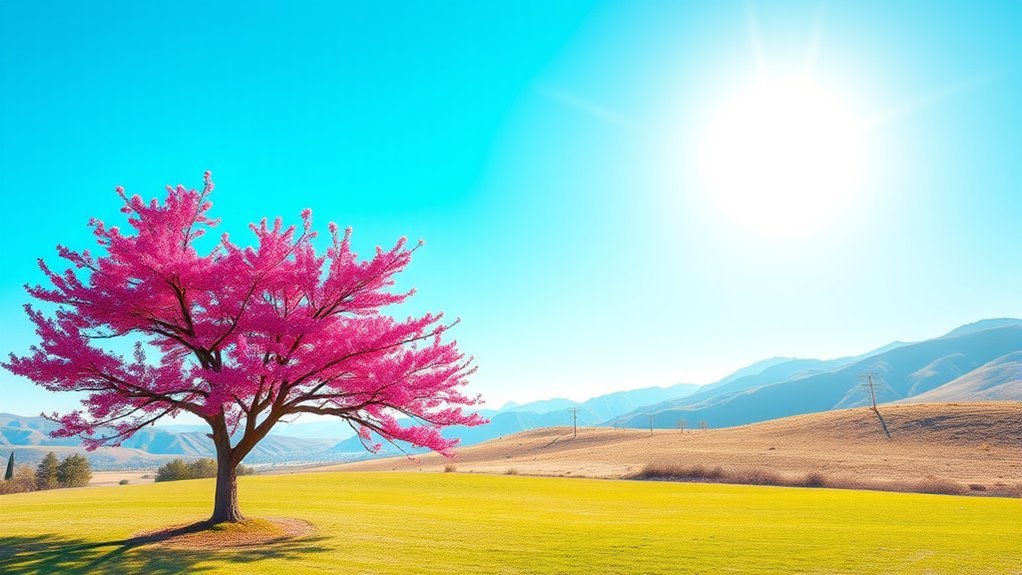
[4,172,483,457]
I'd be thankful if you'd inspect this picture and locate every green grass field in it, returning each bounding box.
[1,472,1019,574]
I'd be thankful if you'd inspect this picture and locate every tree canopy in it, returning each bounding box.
[55,454,92,488]
[3,172,482,521]
[35,452,59,490]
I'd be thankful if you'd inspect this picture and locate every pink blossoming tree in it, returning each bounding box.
[4,172,483,523]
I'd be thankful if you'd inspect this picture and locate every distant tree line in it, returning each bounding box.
[155,458,255,483]
[1,452,257,493]
[1,451,93,495]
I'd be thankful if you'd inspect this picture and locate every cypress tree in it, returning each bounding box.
[4,452,13,481]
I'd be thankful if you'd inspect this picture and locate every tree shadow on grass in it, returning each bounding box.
[0,524,333,575]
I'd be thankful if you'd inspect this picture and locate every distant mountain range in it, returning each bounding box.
[3,318,1020,468]
[0,413,336,468]
[897,350,1022,403]
[615,318,1022,429]
[327,383,701,454]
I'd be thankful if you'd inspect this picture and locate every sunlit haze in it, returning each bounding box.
[701,78,864,236]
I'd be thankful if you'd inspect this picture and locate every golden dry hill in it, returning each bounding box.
[321,402,1021,493]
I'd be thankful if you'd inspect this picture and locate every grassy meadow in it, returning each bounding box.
[1,472,1019,575]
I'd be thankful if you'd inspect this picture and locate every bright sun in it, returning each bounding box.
[700,79,865,236]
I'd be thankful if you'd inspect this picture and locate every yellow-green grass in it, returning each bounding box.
[1,472,1019,574]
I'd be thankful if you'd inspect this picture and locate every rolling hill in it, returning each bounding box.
[327,402,1022,492]
[900,351,1022,402]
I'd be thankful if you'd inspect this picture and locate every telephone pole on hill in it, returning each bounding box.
[570,407,577,439]
[859,372,892,439]
[648,414,654,437]
[859,373,879,411]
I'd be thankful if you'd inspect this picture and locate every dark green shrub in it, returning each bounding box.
[155,458,256,482]
[155,459,197,482]
[188,458,217,479]
[56,454,92,488]
[35,452,60,490]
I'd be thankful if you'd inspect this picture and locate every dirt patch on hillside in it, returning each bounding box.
[133,517,315,550]
[317,402,1022,494]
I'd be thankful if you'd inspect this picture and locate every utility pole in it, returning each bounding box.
[570,407,577,439]
[648,414,654,437]
[867,375,878,410]
[859,373,878,411]
[859,372,891,439]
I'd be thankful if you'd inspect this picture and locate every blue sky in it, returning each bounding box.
[2,1,1021,417]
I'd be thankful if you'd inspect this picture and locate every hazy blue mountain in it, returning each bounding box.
[899,351,1022,403]
[152,423,209,433]
[0,413,80,447]
[704,357,795,391]
[157,418,360,441]
[331,382,701,457]
[0,445,182,471]
[0,412,333,462]
[612,340,910,422]
[616,322,1022,429]
[498,398,579,414]
[265,419,356,441]
[627,358,848,418]
[503,384,700,425]
[329,409,582,458]
[863,341,912,357]
[579,383,699,422]
[942,318,1022,338]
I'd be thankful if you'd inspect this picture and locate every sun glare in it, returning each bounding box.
[700,79,865,236]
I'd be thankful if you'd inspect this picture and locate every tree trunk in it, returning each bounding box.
[209,427,244,524]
